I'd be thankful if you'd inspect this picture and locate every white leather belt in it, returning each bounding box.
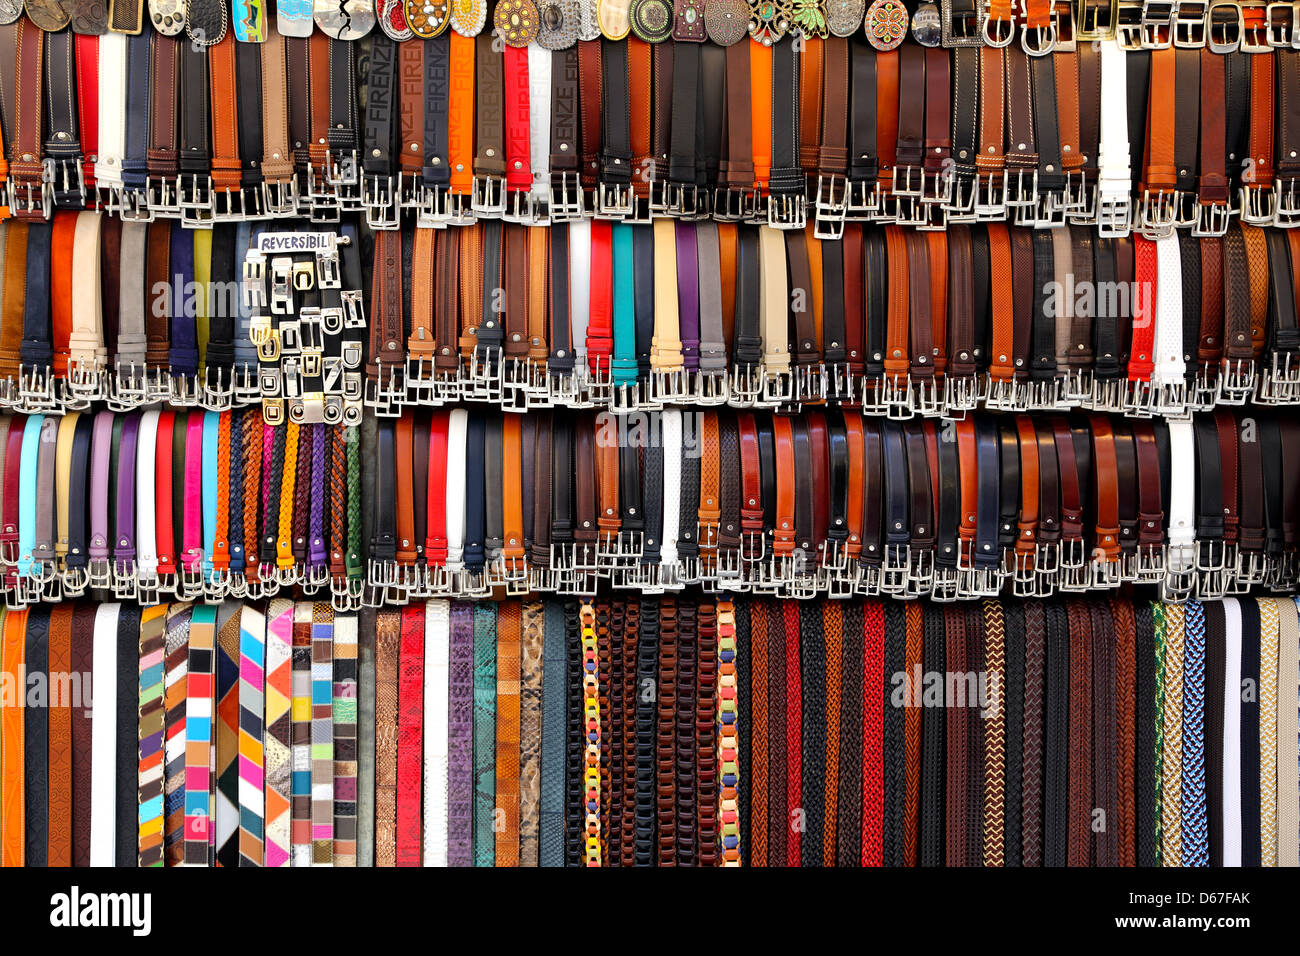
[95,34,128,190]
[136,410,160,579]
[90,602,121,867]
[1222,597,1242,867]
[1154,235,1187,394]
[1165,419,1195,572]
[423,598,450,866]
[528,45,552,210]
[660,409,681,570]
[1096,38,1131,218]
[569,221,591,364]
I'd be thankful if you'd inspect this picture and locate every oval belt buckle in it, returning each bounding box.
[980,1,1016,44]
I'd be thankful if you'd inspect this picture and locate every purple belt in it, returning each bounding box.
[675,221,700,372]
[114,413,140,575]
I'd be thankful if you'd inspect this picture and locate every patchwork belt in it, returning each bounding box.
[362,405,1300,602]
[0,409,362,608]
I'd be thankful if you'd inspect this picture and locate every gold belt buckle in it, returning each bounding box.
[1075,0,1117,37]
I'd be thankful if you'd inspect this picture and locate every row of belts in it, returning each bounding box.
[0,409,364,610]
[328,218,1300,416]
[732,593,1299,868]
[6,9,1300,236]
[360,406,1300,603]
[0,215,365,415]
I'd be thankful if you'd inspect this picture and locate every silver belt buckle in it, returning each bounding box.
[845,179,882,220]
[1172,0,1209,42]
[1207,0,1243,50]
[416,183,451,227]
[1240,184,1277,224]
[146,174,181,217]
[1241,0,1272,47]
[1141,0,1177,44]
[813,175,848,239]
[1021,19,1059,54]
[973,172,1006,221]
[262,177,299,217]
[891,164,925,198]
[64,360,105,407]
[116,185,154,223]
[1138,187,1180,236]
[363,174,400,229]
[1192,199,1231,236]
[942,0,987,44]
[766,193,808,230]
[1095,188,1133,237]
[594,181,633,220]
[1273,176,1300,226]
[1116,0,1146,44]
[503,187,537,224]
[548,172,585,222]
[982,2,1017,44]
[727,363,763,408]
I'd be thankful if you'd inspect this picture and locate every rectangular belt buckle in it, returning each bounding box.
[262,177,299,217]
[269,257,294,314]
[1273,176,1300,225]
[363,174,400,229]
[941,0,987,44]
[210,184,251,222]
[664,182,702,219]
[766,193,807,230]
[1240,183,1277,224]
[1114,0,1145,44]
[594,181,633,220]
[503,187,536,224]
[1191,199,1230,235]
[143,174,179,218]
[813,174,848,239]
[416,183,451,227]
[1095,190,1133,237]
[549,172,585,222]
[1138,188,1180,236]
[1240,0,1272,47]
[1003,166,1039,208]
[1207,0,1244,48]
[1173,0,1209,42]
[471,174,507,215]
[1076,0,1118,36]
[441,189,474,226]
[325,150,360,189]
[45,158,86,210]
[1141,0,1177,44]
[973,173,1006,220]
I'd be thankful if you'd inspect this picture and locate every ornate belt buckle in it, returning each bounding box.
[1076,0,1118,37]
[593,180,633,220]
[941,0,987,43]
[766,192,808,230]
[1140,0,1176,43]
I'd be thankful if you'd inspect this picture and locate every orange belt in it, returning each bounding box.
[2,607,27,866]
[449,31,476,198]
[749,42,772,193]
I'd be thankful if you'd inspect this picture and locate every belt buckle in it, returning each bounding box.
[549,172,585,222]
[416,183,451,227]
[115,184,154,223]
[503,187,537,225]
[914,198,950,231]
[758,366,795,407]
[1240,183,1277,225]
[462,345,504,404]
[17,365,60,413]
[1135,542,1165,581]
[363,364,407,417]
[210,184,249,222]
[983,374,1027,412]
[1161,544,1196,602]
[61,565,88,599]
[664,182,699,219]
[111,559,139,601]
[879,543,910,595]
[824,363,856,404]
[906,546,934,594]
[1237,547,1269,584]
[1116,0,1146,43]
[1123,377,1156,416]
[1002,166,1038,209]
[1011,549,1037,597]
[169,372,203,407]
[1021,19,1059,54]
[1095,189,1133,237]
[1257,351,1300,402]
[692,367,730,406]
[107,362,148,410]
[594,181,633,220]
[1240,0,1272,46]
[7,177,50,222]
[64,360,105,407]
[1155,377,1189,417]
[1191,363,1221,407]
[942,0,987,44]
[1172,0,1209,41]
[982,1,1018,43]
[230,363,260,405]
[1062,366,1094,402]
[845,179,882,220]
[178,174,215,227]
[1138,188,1180,236]
[262,177,299,218]
[727,364,763,408]
[943,373,981,413]
[945,172,978,222]
[794,364,827,405]
[1218,357,1256,402]
[1141,0,1176,44]
[1087,374,1123,410]
[363,174,400,229]
[1033,187,1069,228]
[891,165,925,199]
[440,190,473,227]
[1273,176,1300,226]
[1026,374,1067,409]
[1207,0,1243,49]
[973,173,1006,221]
[1076,0,1118,36]
[145,174,180,218]
[766,193,808,230]
[712,186,756,223]
[46,158,87,210]
[813,175,848,239]
[931,564,959,602]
